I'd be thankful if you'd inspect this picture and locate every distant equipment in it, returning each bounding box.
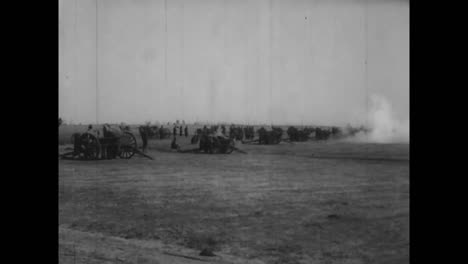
[179,134,246,154]
[60,125,153,160]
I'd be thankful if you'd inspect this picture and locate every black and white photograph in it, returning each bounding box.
[59,0,409,263]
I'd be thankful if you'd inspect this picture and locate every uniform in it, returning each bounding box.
[139,126,148,152]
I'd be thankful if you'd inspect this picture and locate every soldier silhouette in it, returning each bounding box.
[171,136,180,150]
[139,126,148,153]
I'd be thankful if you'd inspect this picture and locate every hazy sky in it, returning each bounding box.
[59,0,409,126]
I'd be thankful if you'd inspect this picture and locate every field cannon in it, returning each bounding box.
[258,127,283,145]
[60,125,153,160]
[287,126,314,142]
[178,133,246,154]
[199,134,236,154]
[229,126,244,141]
[241,126,284,145]
[315,127,332,140]
[343,125,369,137]
[330,126,343,139]
[191,128,203,144]
[159,127,172,139]
[243,126,255,140]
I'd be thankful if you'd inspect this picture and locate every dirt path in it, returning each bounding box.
[59,227,265,264]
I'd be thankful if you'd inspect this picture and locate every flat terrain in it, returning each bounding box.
[59,136,409,264]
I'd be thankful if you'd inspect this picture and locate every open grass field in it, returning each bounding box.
[59,133,409,264]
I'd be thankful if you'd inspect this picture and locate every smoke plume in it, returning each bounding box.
[350,94,409,143]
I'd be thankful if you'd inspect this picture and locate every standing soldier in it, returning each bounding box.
[184,126,188,137]
[139,126,148,153]
[171,136,180,150]
[221,125,226,136]
[173,125,177,137]
[159,125,164,139]
[179,125,183,136]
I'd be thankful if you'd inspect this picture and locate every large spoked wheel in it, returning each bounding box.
[225,139,235,154]
[79,133,100,160]
[119,132,137,159]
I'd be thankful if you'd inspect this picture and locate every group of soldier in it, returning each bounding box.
[138,123,191,152]
[139,122,351,153]
[172,125,189,138]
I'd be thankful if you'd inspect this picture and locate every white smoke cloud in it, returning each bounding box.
[349,94,409,143]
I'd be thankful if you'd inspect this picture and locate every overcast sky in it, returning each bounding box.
[59,0,408,126]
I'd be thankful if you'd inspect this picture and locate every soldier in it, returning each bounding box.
[139,126,148,153]
[173,126,177,137]
[199,134,213,154]
[215,126,225,138]
[184,126,188,137]
[102,124,116,159]
[72,133,82,158]
[159,125,164,139]
[258,127,266,144]
[221,125,226,136]
[179,125,183,136]
[171,136,180,150]
[85,124,102,158]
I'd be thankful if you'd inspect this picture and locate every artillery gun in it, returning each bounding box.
[191,128,203,144]
[258,127,283,144]
[199,134,236,154]
[229,126,244,141]
[287,126,314,142]
[178,133,246,154]
[243,127,284,145]
[243,126,255,140]
[60,125,153,160]
[315,127,332,140]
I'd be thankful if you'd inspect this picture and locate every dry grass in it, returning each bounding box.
[59,137,409,264]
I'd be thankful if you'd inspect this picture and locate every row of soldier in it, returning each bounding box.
[138,122,358,152]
